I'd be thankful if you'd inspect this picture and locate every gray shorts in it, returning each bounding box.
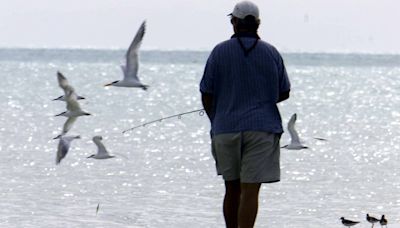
[211,131,281,183]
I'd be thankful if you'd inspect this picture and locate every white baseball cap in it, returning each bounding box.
[228,1,260,19]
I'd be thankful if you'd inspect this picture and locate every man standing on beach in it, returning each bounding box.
[199,1,290,227]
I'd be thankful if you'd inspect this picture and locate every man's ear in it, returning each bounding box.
[230,17,236,25]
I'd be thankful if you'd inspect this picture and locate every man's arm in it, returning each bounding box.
[201,92,214,122]
[277,90,290,103]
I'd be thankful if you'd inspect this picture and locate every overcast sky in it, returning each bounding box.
[1,0,399,53]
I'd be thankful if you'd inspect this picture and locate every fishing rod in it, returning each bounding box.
[122,108,205,133]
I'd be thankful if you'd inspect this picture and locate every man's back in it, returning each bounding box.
[200,35,290,134]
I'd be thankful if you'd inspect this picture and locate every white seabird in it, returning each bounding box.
[104,21,148,90]
[87,136,115,159]
[282,113,308,150]
[56,135,80,164]
[53,71,85,101]
[55,89,91,118]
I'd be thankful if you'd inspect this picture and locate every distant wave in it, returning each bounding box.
[0,48,399,66]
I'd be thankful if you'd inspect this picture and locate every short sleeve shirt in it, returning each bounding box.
[200,35,290,135]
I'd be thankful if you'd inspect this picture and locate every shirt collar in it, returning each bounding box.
[231,32,260,39]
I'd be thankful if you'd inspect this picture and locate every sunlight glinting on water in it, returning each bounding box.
[0,50,399,227]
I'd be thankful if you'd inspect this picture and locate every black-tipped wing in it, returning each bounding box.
[62,117,77,135]
[96,140,110,156]
[287,113,301,144]
[124,20,146,81]
[57,71,69,90]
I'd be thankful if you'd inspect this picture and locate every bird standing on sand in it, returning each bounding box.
[87,136,115,159]
[53,71,85,101]
[281,113,308,150]
[367,214,380,228]
[340,217,360,227]
[56,135,80,164]
[104,21,148,90]
[379,215,388,227]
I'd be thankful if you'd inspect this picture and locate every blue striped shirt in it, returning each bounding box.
[200,34,290,135]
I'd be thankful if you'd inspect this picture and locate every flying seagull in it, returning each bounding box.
[55,89,91,118]
[53,71,85,101]
[56,135,80,164]
[282,113,308,150]
[87,136,115,159]
[104,20,148,90]
[340,217,360,227]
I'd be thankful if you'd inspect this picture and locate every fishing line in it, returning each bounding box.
[122,108,205,133]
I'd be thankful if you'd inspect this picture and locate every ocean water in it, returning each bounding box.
[0,48,400,228]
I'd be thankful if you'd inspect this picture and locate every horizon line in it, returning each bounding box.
[0,46,399,56]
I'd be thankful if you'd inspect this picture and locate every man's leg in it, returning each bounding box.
[224,179,241,228]
[238,183,261,228]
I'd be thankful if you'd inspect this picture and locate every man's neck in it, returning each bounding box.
[232,31,259,39]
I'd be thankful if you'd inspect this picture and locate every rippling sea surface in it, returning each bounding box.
[1,49,400,227]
